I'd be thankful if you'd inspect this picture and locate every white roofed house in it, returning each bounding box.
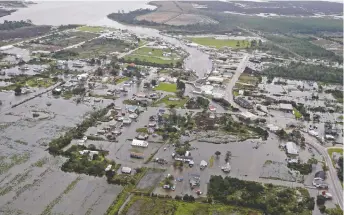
[285,142,299,156]
[279,103,293,113]
[121,167,132,174]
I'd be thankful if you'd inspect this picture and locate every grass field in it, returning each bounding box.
[115,77,130,84]
[189,37,250,49]
[120,196,262,215]
[77,26,111,33]
[153,95,189,108]
[327,148,343,166]
[154,83,177,92]
[238,74,260,85]
[124,47,182,66]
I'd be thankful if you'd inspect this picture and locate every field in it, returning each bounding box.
[25,31,97,51]
[76,26,114,33]
[70,38,133,58]
[189,37,250,49]
[154,83,177,93]
[135,1,216,26]
[153,95,189,108]
[120,196,262,215]
[124,47,182,66]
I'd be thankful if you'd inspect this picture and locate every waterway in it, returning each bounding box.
[0,1,213,77]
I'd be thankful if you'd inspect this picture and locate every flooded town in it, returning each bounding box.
[0,1,343,215]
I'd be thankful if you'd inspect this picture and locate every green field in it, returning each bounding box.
[189,37,250,49]
[120,196,262,215]
[77,26,111,33]
[154,83,177,92]
[153,95,189,108]
[124,47,182,66]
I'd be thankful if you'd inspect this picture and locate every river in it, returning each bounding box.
[0,1,213,77]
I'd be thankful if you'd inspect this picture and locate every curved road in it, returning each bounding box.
[303,134,343,209]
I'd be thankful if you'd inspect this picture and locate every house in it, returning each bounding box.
[105,164,112,171]
[240,111,258,120]
[128,113,138,119]
[136,133,149,140]
[200,160,208,169]
[131,139,149,147]
[279,103,293,113]
[148,121,157,127]
[126,105,138,113]
[121,167,132,174]
[221,163,231,172]
[314,171,326,181]
[122,117,132,125]
[209,105,216,112]
[285,142,299,156]
[234,97,253,109]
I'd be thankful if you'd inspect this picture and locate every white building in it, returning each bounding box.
[121,167,132,174]
[208,76,224,83]
[285,142,299,155]
[131,139,149,148]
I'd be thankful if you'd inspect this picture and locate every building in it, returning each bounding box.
[240,111,258,120]
[207,76,224,83]
[122,117,132,125]
[126,105,138,113]
[131,139,148,147]
[121,167,132,174]
[285,142,299,156]
[234,97,253,109]
[279,103,293,113]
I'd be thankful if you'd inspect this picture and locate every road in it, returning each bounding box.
[303,133,343,209]
[224,53,250,112]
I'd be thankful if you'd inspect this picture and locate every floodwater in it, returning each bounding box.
[0,1,213,78]
[0,2,213,214]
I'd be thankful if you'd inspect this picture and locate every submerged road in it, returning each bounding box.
[224,53,250,112]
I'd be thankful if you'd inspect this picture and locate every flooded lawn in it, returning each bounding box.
[0,92,123,215]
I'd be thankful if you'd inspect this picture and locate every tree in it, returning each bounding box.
[14,86,22,96]
[225,151,232,163]
[151,79,157,86]
[95,67,103,76]
[215,151,221,158]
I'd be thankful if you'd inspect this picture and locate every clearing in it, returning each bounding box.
[76,26,114,33]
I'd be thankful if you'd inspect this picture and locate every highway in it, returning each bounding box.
[224,53,250,112]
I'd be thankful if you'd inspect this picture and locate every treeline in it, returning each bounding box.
[119,57,179,68]
[193,1,343,16]
[264,34,342,63]
[48,104,114,155]
[107,9,157,25]
[0,20,32,30]
[208,176,314,215]
[262,62,343,84]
